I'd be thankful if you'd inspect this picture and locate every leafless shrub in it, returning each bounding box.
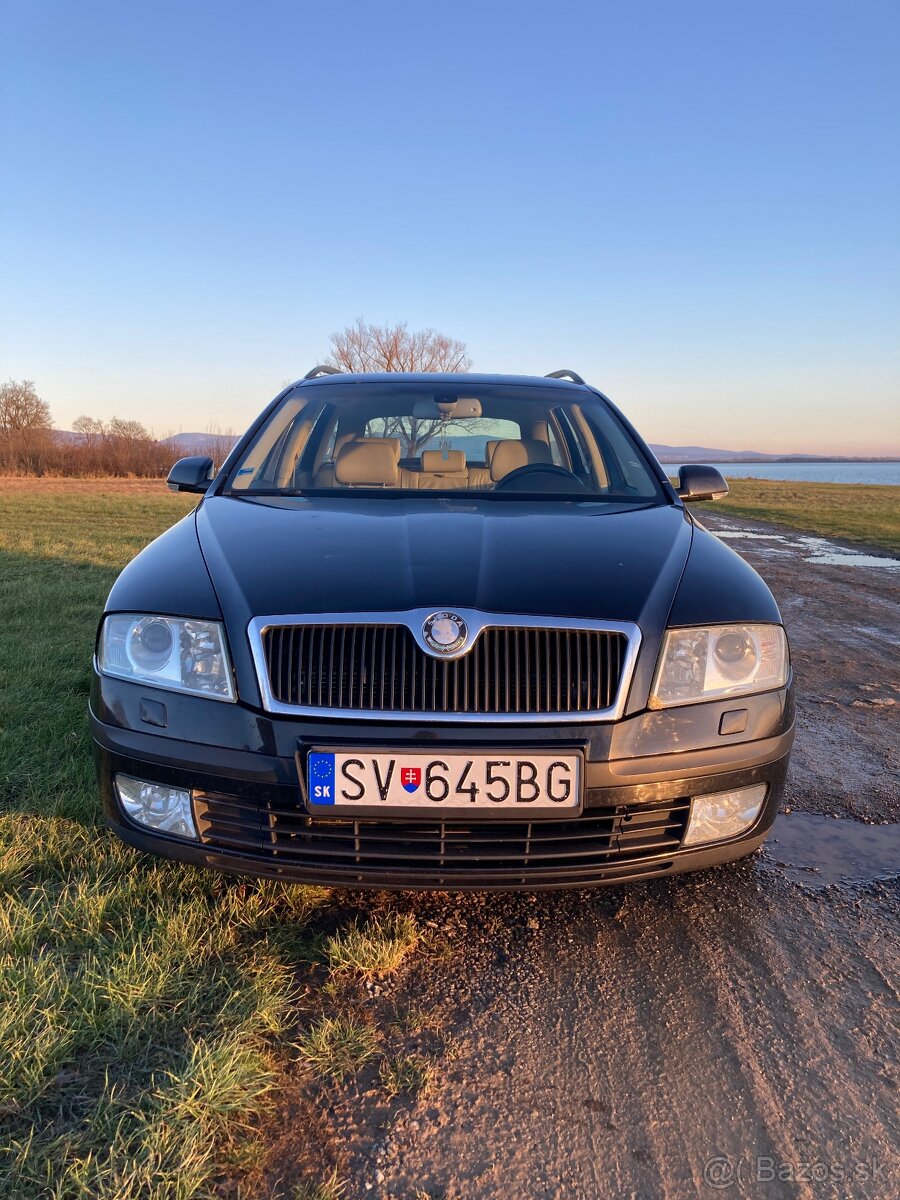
[326,318,471,374]
[0,379,54,473]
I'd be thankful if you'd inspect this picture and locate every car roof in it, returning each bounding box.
[293,371,594,390]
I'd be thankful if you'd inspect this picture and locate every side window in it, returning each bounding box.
[320,422,338,462]
[230,398,325,490]
[546,422,565,467]
[579,408,659,497]
[552,409,591,479]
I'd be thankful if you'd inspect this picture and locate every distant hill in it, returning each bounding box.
[648,444,899,463]
[648,444,776,462]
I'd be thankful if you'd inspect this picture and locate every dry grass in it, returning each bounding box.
[292,1169,349,1200]
[0,816,327,1200]
[0,475,174,495]
[689,478,900,554]
[324,912,420,980]
[379,1052,436,1098]
[297,1015,380,1081]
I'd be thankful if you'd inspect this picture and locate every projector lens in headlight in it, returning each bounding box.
[115,775,197,840]
[650,623,788,707]
[98,614,235,701]
[712,629,757,679]
[128,618,175,671]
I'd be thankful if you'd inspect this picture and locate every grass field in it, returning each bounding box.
[698,478,900,554]
[0,481,425,1199]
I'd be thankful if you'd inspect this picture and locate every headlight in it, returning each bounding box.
[650,623,788,708]
[98,614,235,701]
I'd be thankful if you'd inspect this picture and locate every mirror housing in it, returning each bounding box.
[412,396,483,419]
[167,456,214,494]
[676,464,729,502]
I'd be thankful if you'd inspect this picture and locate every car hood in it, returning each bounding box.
[196,495,692,630]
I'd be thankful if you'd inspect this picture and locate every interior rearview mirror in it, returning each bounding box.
[676,464,729,502]
[167,456,215,494]
[412,396,483,419]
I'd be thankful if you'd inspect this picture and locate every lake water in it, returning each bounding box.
[666,461,900,485]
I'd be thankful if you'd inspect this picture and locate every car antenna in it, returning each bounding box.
[545,369,586,384]
[303,365,344,379]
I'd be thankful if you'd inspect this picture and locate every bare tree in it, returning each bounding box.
[0,379,51,435]
[107,417,151,441]
[0,379,52,472]
[325,320,472,454]
[72,415,106,446]
[326,319,471,374]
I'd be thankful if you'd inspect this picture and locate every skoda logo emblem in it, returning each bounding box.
[423,611,468,655]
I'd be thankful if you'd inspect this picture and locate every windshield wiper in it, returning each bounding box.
[227,487,305,497]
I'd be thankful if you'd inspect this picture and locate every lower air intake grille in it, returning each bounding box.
[193,793,691,886]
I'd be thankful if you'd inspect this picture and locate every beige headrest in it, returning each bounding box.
[335,439,400,485]
[490,439,553,481]
[421,449,466,474]
[485,440,501,464]
[362,437,401,461]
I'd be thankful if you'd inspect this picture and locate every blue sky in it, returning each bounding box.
[1,0,898,455]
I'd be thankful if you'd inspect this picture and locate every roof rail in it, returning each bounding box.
[303,364,343,380]
[545,369,586,385]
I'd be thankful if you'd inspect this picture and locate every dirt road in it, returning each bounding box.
[283,514,900,1199]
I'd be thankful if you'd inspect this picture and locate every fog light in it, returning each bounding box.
[683,784,767,847]
[115,774,197,840]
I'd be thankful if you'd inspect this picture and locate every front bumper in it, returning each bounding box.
[91,673,794,890]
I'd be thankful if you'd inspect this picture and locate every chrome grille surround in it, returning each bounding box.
[247,610,641,722]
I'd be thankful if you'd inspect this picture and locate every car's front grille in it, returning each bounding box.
[192,792,691,886]
[260,624,628,716]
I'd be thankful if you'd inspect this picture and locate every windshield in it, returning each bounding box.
[225,381,665,503]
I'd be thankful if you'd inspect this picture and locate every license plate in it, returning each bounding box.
[306,751,581,816]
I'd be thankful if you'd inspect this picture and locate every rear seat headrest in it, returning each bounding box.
[490,439,553,481]
[335,439,401,486]
[360,437,401,461]
[421,449,466,474]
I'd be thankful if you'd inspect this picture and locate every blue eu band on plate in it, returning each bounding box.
[308,753,336,805]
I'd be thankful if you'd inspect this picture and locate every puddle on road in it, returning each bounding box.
[762,812,900,888]
[718,531,786,541]
[798,535,900,568]
[716,529,900,570]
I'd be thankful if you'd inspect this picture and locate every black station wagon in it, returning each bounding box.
[91,369,794,888]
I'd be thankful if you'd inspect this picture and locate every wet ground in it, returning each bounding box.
[763,812,900,888]
[270,513,900,1199]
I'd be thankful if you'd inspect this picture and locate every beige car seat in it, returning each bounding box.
[489,439,553,481]
[415,449,470,490]
[334,438,401,486]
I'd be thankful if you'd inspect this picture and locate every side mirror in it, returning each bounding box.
[167,456,214,494]
[677,464,729,502]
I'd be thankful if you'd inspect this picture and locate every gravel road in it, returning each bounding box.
[290,514,900,1200]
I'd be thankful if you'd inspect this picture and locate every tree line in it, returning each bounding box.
[3,320,472,476]
[0,379,219,477]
